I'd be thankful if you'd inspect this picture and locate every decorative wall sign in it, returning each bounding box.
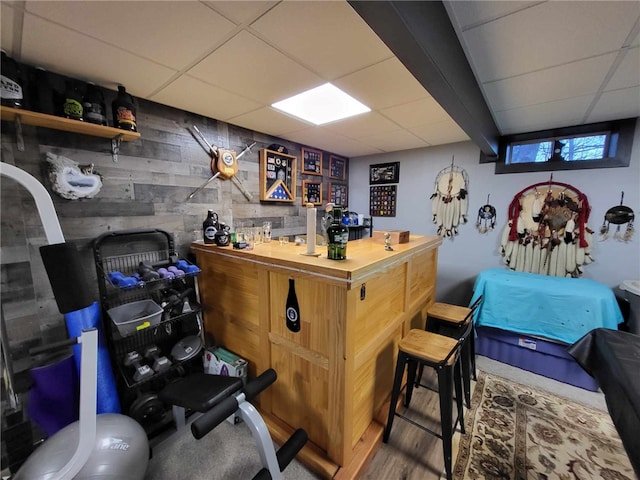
[329,155,346,180]
[302,180,323,205]
[370,161,400,184]
[301,147,323,176]
[328,183,348,206]
[370,185,397,217]
[259,148,297,202]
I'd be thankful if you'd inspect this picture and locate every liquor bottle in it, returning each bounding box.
[62,80,84,121]
[285,278,301,332]
[202,210,218,245]
[29,67,55,115]
[1,50,23,108]
[83,83,107,125]
[327,205,349,260]
[112,85,137,131]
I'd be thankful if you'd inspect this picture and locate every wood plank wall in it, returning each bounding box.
[0,70,349,368]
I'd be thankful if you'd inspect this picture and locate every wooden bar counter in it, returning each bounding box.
[192,235,441,478]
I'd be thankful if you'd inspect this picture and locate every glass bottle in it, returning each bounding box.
[62,80,84,121]
[83,82,107,125]
[30,67,55,114]
[285,278,301,332]
[202,210,219,245]
[112,85,137,131]
[327,205,349,260]
[1,50,24,108]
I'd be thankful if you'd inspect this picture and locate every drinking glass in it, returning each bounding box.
[263,221,272,243]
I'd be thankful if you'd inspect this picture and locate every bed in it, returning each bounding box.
[470,269,624,390]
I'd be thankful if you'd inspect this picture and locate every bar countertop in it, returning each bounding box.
[191,234,441,287]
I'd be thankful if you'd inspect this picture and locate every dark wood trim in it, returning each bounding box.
[349,1,500,157]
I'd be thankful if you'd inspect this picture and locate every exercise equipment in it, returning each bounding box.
[123,351,154,382]
[14,329,149,480]
[161,369,308,480]
[144,344,172,373]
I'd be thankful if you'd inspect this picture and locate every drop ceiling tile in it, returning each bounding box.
[333,57,428,110]
[325,112,401,139]
[227,107,311,137]
[25,1,236,71]
[250,1,392,79]
[21,13,177,97]
[204,1,277,25]
[358,129,429,153]
[588,86,640,123]
[483,53,617,111]
[188,30,321,104]
[605,46,640,91]
[151,75,261,121]
[462,1,640,82]
[280,127,381,158]
[446,1,542,30]
[494,96,593,135]
[409,120,469,146]
[380,97,452,129]
[1,3,16,56]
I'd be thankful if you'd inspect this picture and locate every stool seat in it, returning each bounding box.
[428,302,471,325]
[160,373,243,413]
[400,330,458,365]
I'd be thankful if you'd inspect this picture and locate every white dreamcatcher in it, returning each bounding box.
[430,158,469,237]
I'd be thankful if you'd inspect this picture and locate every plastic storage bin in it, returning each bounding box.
[107,299,163,336]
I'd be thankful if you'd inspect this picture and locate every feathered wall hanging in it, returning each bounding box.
[600,191,634,242]
[476,194,496,234]
[45,152,102,200]
[499,177,593,277]
[430,157,469,238]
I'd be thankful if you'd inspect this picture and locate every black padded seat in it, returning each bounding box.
[160,373,243,413]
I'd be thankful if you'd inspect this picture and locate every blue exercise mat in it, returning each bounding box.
[65,301,121,413]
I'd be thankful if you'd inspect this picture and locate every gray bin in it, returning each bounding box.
[108,299,163,336]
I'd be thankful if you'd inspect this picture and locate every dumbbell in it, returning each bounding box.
[123,351,154,382]
[176,260,201,274]
[157,267,175,280]
[143,345,172,373]
[108,271,138,288]
[167,266,185,278]
[138,261,160,282]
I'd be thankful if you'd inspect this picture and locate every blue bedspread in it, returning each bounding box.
[470,269,623,345]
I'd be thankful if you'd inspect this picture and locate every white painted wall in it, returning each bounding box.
[349,124,640,305]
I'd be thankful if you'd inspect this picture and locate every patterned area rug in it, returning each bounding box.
[453,372,635,480]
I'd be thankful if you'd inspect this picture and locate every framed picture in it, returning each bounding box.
[370,185,397,217]
[259,148,297,202]
[369,161,400,185]
[302,180,323,205]
[301,147,323,176]
[328,183,348,207]
[329,155,346,180]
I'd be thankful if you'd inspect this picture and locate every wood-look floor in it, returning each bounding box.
[361,369,464,480]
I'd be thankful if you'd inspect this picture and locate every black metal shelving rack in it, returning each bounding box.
[92,228,203,437]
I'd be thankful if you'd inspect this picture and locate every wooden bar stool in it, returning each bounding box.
[383,321,473,480]
[421,296,483,408]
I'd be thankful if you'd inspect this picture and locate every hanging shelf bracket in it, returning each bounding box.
[111,134,124,163]
[13,114,25,152]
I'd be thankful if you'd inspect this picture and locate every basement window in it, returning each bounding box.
[496,118,636,174]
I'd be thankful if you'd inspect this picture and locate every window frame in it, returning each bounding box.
[495,117,636,174]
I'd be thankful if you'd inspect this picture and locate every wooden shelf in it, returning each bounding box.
[0,106,140,141]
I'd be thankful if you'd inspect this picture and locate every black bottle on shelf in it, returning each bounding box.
[285,278,301,332]
[327,205,349,260]
[202,210,219,245]
[62,80,84,121]
[112,85,137,131]
[29,67,55,115]
[1,50,24,108]
[83,82,107,125]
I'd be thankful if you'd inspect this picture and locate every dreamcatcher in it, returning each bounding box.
[430,158,469,237]
[499,177,593,277]
[600,191,635,242]
[476,194,496,234]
